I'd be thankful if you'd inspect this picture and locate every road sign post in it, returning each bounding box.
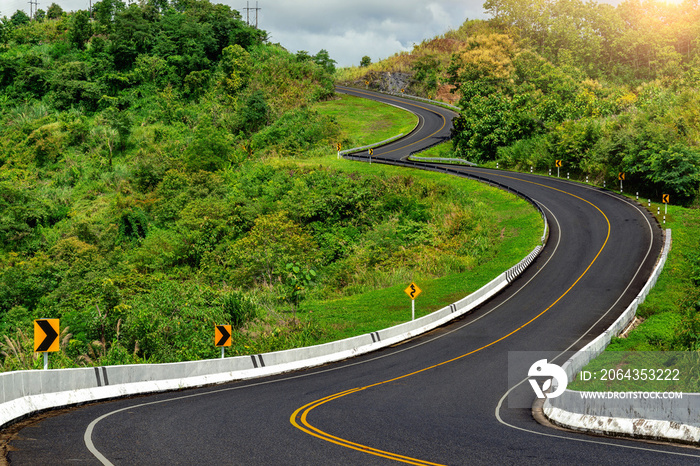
[618,172,625,193]
[662,194,669,215]
[215,325,232,358]
[368,147,373,164]
[555,160,562,178]
[34,318,59,370]
[404,283,422,320]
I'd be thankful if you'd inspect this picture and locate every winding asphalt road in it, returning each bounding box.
[7,89,699,465]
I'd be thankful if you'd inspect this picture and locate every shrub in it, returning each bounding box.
[221,291,258,329]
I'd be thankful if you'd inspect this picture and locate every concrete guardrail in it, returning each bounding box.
[543,230,700,444]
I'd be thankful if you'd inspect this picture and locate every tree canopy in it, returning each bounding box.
[446,0,700,204]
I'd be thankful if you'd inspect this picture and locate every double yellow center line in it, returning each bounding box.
[290,175,611,465]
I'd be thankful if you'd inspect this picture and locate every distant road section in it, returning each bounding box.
[335,85,458,160]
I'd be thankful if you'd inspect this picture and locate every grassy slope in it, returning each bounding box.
[304,96,542,342]
[314,93,418,147]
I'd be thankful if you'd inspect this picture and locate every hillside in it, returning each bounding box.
[0,1,544,370]
[338,0,700,206]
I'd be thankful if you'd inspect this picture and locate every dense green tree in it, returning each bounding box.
[360,55,371,67]
[10,10,31,27]
[46,3,63,20]
[69,10,92,50]
[92,0,126,33]
[0,19,7,44]
[313,49,336,74]
[241,90,269,134]
[185,119,232,171]
[110,3,154,69]
[220,44,251,96]
[295,50,312,62]
[0,0,343,369]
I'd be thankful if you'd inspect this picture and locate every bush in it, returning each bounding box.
[185,120,233,171]
[221,291,258,329]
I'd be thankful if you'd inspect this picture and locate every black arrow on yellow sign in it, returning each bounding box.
[662,194,670,204]
[34,319,59,352]
[215,325,232,347]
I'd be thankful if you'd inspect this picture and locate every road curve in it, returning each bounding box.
[7,89,698,465]
[336,85,457,160]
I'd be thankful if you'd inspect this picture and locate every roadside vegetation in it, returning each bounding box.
[340,0,700,207]
[338,0,700,370]
[314,93,417,148]
[0,1,542,371]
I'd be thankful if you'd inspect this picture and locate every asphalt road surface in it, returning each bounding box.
[6,89,699,465]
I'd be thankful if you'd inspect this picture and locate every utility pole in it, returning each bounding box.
[244,1,261,28]
[28,0,39,19]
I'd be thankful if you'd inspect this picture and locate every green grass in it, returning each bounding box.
[314,93,418,148]
[408,142,477,165]
[297,153,543,341]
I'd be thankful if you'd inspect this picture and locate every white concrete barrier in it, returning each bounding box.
[543,230,700,444]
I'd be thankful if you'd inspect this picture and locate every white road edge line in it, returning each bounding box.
[493,178,699,458]
[84,198,559,465]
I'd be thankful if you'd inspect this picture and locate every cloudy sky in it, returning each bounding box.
[1,1,621,67]
[1,0,489,67]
